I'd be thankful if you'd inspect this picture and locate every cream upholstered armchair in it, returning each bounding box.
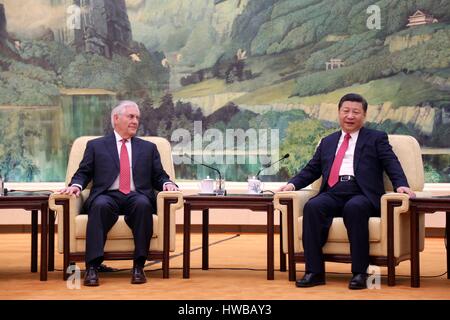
[274,135,430,285]
[49,136,183,280]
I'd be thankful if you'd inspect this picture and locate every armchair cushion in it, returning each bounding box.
[319,217,381,243]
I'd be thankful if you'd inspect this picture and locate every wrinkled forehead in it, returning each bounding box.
[120,105,140,116]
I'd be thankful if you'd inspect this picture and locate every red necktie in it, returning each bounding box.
[119,139,131,194]
[328,133,351,187]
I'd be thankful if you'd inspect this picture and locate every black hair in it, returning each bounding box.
[338,93,368,112]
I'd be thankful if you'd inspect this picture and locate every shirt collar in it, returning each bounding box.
[114,130,128,143]
[341,129,360,140]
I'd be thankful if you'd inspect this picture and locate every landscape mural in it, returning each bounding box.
[0,0,449,183]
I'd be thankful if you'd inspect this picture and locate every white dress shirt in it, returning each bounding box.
[335,130,360,176]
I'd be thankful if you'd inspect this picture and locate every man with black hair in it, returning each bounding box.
[278,93,414,289]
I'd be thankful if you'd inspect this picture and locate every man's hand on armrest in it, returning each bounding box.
[58,185,81,197]
[163,182,179,192]
[396,186,416,198]
[277,183,295,192]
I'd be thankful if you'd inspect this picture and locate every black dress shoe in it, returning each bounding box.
[131,266,147,284]
[84,266,99,287]
[349,273,368,290]
[295,273,325,287]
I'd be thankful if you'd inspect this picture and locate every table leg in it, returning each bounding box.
[267,203,274,280]
[202,209,209,270]
[40,202,48,281]
[48,210,55,271]
[183,203,191,279]
[279,210,286,272]
[31,210,38,273]
[410,206,420,287]
[446,211,449,280]
[387,200,399,286]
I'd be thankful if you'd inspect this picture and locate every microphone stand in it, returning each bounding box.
[185,154,226,195]
[256,154,290,180]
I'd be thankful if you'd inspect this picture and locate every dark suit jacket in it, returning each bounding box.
[69,133,172,211]
[288,127,409,211]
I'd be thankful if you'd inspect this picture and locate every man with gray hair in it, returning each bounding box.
[60,100,179,286]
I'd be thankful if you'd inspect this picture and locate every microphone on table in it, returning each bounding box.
[184,154,226,195]
[255,153,290,180]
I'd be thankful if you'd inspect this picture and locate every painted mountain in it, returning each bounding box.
[0,0,449,182]
[128,0,450,181]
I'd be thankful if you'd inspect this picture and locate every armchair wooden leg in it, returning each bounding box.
[162,258,169,279]
[163,197,178,279]
[279,212,287,272]
[387,264,395,287]
[63,260,70,281]
[387,200,402,286]
[280,199,296,281]
[288,259,296,281]
[56,199,71,281]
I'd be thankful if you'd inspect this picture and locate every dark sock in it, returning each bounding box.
[134,257,146,268]
[86,257,103,269]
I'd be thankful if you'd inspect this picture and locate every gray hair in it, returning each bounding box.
[111,100,140,128]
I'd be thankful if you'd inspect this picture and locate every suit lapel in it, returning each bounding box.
[323,131,341,179]
[105,133,120,170]
[131,137,141,170]
[353,126,367,172]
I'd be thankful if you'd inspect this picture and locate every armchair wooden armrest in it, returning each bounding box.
[49,192,83,253]
[155,191,184,252]
[274,190,319,254]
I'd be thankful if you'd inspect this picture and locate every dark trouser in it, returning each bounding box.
[302,181,378,274]
[85,190,155,268]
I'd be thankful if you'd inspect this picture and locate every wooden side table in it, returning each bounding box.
[183,194,286,280]
[409,197,450,288]
[0,193,55,281]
